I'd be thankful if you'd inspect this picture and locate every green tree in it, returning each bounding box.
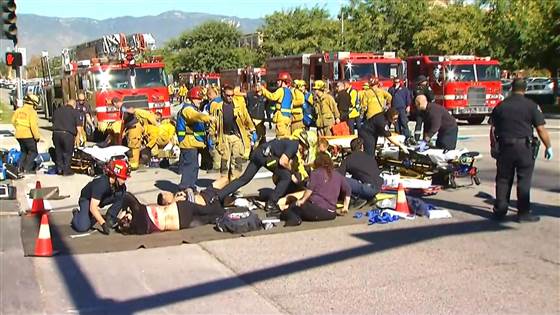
[412,3,488,55]
[483,0,560,76]
[259,7,339,58]
[341,0,430,56]
[163,21,249,74]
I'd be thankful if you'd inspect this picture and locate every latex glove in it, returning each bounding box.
[335,118,341,124]
[418,140,429,152]
[545,147,554,160]
[251,131,258,144]
[400,146,409,154]
[100,222,111,235]
[207,138,214,150]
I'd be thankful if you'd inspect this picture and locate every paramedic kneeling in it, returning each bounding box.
[338,137,382,202]
[71,160,129,234]
[414,95,458,150]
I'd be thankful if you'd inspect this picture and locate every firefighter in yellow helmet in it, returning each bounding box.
[12,94,41,173]
[122,106,158,169]
[312,80,340,137]
[257,72,293,138]
[144,116,176,157]
[176,86,214,191]
[362,77,392,120]
[290,80,306,133]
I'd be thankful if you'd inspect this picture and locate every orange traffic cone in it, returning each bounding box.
[27,181,46,216]
[395,183,412,215]
[33,213,56,257]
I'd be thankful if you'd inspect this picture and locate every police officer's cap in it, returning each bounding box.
[416,75,428,85]
[512,78,527,92]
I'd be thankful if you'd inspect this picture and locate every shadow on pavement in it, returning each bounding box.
[42,216,512,314]
[473,190,560,218]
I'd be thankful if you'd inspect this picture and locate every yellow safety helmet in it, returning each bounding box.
[312,80,326,90]
[24,94,40,107]
[294,80,306,88]
[292,129,310,148]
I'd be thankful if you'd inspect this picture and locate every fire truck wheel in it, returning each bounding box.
[466,117,485,125]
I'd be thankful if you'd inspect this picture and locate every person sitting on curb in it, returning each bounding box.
[71,159,129,234]
[280,152,351,225]
[337,137,383,206]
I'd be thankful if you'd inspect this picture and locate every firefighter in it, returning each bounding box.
[290,80,305,133]
[257,72,293,138]
[178,83,188,103]
[168,83,175,103]
[312,80,340,137]
[144,119,176,158]
[209,85,256,178]
[294,80,315,129]
[412,75,435,141]
[345,81,361,133]
[246,83,267,146]
[12,94,41,173]
[206,86,223,173]
[99,97,125,147]
[76,92,93,145]
[176,86,214,192]
[358,77,393,156]
[122,107,157,169]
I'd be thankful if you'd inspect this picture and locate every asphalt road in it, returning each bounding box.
[1,91,559,314]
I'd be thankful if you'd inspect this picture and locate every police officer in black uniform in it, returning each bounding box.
[216,133,311,217]
[52,99,82,176]
[412,75,435,142]
[360,107,409,155]
[414,94,458,150]
[490,78,553,222]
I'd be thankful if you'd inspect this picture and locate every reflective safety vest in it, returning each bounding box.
[348,87,361,119]
[276,87,293,118]
[303,92,315,127]
[176,103,206,143]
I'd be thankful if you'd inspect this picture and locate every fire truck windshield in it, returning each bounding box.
[344,64,374,81]
[476,64,500,81]
[93,67,167,91]
[376,63,400,79]
[445,65,476,82]
[134,68,168,88]
[344,62,400,81]
[94,69,131,91]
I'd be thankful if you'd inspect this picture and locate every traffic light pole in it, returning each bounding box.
[14,44,22,107]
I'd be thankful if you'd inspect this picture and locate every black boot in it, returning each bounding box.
[516,212,540,223]
[280,208,302,227]
[265,201,282,218]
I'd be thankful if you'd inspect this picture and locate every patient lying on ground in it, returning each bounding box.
[116,192,225,234]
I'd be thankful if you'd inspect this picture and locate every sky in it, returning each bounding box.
[18,0,347,20]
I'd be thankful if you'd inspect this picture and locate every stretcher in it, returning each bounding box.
[378,147,482,188]
[71,145,130,176]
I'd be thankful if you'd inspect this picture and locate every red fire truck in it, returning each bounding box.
[44,33,171,133]
[407,55,502,124]
[220,66,266,90]
[178,72,221,88]
[265,51,404,90]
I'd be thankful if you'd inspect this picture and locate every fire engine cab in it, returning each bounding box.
[44,33,171,134]
[265,51,404,90]
[407,55,502,124]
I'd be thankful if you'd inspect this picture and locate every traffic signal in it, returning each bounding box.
[5,51,22,67]
[1,0,17,45]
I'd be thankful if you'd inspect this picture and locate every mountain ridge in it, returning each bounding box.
[10,10,263,59]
